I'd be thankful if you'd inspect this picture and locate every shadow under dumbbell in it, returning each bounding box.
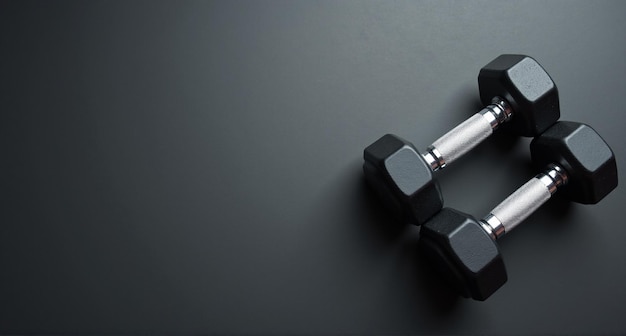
[359,175,409,244]
[413,239,463,312]
[355,164,464,315]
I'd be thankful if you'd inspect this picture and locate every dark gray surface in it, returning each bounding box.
[1,0,625,334]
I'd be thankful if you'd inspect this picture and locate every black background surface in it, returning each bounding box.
[1,1,626,334]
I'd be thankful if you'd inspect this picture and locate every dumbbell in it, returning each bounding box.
[419,121,618,301]
[363,54,560,225]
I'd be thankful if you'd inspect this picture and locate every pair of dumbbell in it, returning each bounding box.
[363,55,618,300]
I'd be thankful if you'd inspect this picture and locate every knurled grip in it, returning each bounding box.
[431,112,493,166]
[490,177,552,234]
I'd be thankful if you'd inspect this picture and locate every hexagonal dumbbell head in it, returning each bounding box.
[479,54,560,136]
[530,121,618,204]
[419,208,507,301]
[363,134,443,225]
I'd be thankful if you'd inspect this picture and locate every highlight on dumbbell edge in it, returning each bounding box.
[364,54,561,225]
[419,121,618,301]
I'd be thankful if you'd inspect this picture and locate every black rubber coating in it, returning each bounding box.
[363,134,443,225]
[479,54,560,137]
[420,208,507,301]
[530,121,618,204]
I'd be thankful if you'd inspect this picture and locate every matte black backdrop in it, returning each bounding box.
[1,1,625,334]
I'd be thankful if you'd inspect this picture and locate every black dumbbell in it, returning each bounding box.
[364,54,560,225]
[419,121,618,301]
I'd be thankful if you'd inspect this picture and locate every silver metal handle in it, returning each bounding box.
[423,97,512,171]
[482,164,568,239]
